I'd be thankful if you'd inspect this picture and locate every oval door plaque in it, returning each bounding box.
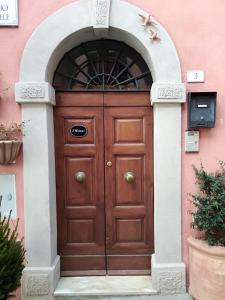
[70,125,88,137]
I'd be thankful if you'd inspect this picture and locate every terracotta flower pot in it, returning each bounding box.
[0,140,22,164]
[188,236,225,300]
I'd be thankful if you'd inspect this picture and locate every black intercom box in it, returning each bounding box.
[188,92,217,129]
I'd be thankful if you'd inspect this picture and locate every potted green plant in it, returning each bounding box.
[188,161,225,300]
[0,122,24,164]
[0,196,26,300]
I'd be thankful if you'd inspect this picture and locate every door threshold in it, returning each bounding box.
[54,275,158,297]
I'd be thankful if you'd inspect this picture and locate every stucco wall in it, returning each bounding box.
[0,0,225,286]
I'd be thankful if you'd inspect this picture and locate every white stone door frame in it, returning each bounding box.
[15,0,187,298]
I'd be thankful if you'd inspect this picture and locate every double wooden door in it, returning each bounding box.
[54,92,154,276]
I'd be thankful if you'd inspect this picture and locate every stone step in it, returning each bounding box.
[54,276,192,300]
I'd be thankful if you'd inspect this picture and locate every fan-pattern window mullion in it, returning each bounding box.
[53,39,152,91]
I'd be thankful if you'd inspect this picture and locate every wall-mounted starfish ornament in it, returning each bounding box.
[139,13,157,27]
[149,29,160,42]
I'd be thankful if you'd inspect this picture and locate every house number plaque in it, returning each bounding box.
[70,125,88,137]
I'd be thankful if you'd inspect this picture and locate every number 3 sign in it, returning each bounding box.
[187,70,205,83]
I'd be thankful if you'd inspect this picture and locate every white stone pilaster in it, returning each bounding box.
[151,102,186,294]
[17,90,60,298]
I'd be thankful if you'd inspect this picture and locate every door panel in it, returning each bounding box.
[116,156,143,205]
[104,106,154,274]
[56,92,104,106]
[104,92,150,106]
[54,105,106,276]
[114,119,144,143]
[66,157,94,205]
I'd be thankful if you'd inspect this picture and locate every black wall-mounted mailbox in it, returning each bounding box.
[188,92,217,129]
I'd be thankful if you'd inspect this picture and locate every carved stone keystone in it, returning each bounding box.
[93,0,111,34]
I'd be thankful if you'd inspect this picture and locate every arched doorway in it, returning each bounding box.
[53,39,154,275]
[15,0,188,297]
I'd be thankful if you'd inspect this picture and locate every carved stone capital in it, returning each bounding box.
[151,82,186,104]
[93,0,111,33]
[15,82,55,105]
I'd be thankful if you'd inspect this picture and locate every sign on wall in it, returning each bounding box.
[0,0,18,26]
[187,70,205,83]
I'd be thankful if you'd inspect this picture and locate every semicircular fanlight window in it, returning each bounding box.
[53,39,152,91]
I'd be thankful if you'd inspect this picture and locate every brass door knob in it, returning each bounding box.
[75,171,86,183]
[124,171,135,183]
[106,161,112,167]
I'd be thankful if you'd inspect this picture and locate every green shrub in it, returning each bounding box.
[0,198,25,300]
[191,161,225,246]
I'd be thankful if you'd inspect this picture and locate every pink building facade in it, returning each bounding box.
[0,0,224,299]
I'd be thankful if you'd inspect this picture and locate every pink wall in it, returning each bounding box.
[1,0,225,286]
[131,0,225,268]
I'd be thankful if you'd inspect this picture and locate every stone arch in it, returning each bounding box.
[19,0,182,84]
[15,1,188,299]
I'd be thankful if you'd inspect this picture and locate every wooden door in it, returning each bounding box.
[54,104,106,276]
[104,105,154,274]
[54,92,153,275]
